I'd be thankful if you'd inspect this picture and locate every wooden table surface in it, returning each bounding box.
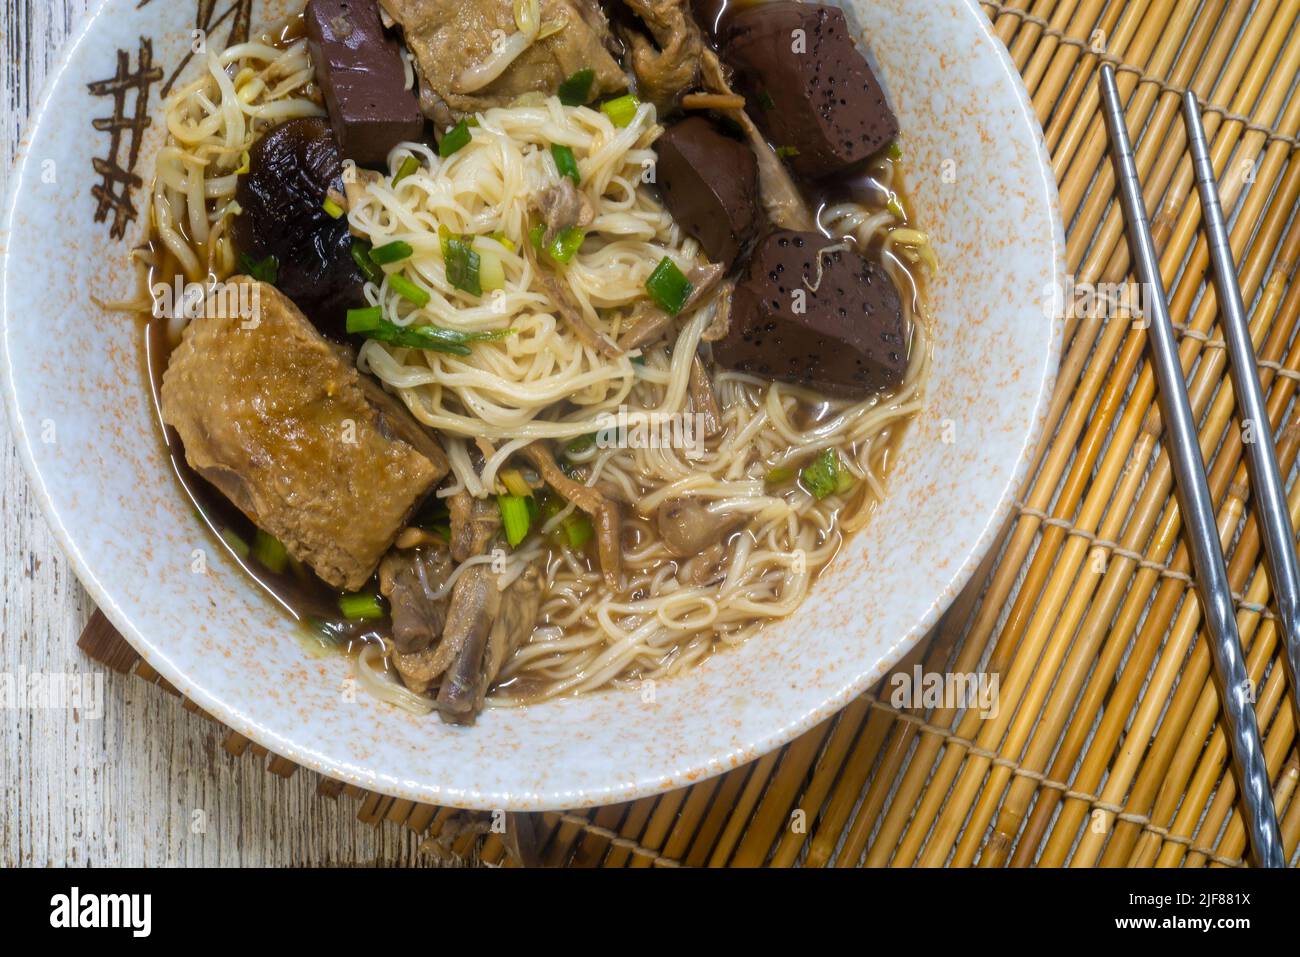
[1,0,431,868]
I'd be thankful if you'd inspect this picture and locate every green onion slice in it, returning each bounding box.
[252,529,289,574]
[557,68,595,106]
[219,527,251,559]
[350,242,383,284]
[388,273,431,307]
[347,310,513,355]
[551,143,580,184]
[562,512,594,549]
[392,155,422,186]
[645,257,693,315]
[439,119,473,157]
[369,240,414,265]
[339,592,385,621]
[500,468,533,498]
[801,449,847,501]
[238,253,279,285]
[322,196,345,219]
[443,234,482,296]
[765,466,796,485]
[601,94,640,128]
[547,226,585,264]
[497,494,532,547]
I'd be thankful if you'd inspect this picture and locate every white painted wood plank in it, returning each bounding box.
[1,0,446,868]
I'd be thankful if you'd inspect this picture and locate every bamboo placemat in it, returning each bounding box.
[77,0,1300,866]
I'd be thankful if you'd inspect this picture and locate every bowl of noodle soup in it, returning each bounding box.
[2,0,1063,809]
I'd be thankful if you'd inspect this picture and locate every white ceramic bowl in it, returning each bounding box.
[2,0,1063,809]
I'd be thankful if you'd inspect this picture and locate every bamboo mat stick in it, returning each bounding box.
[768,697,873,866]
[684,764,753,866]
[595,795,659,867]
[1040,0,1150,157]
[813,602,977,866]
[625,788,689,868]
[568,804,630,867]
[1025,0,1092,110]
[706,749,782,865]
[658,778,721,864]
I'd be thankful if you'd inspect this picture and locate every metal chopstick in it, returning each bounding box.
[1182,89,1300,748]
[1098,65,1284,868]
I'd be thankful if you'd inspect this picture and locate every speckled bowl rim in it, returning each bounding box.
[3,0,1064,810]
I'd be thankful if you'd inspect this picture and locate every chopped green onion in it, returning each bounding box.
[801,449,846,500]
[439,119,473,157]
[835,467,856,496]
[350,242,383,284]
[557,68,595,106]
[562,512,594,549]
[765,466,796,485]
[565,433,596,457]
[645,256,693,315]
[500,468,533,498]
[479,249,505,291]
[369,240,414,265]
[388,273,431,307]
[775,145,800,159]
[497,494,531,547]
[630,353,646,366]
[489,232,516,252]
[886,140,903,161]
[322,196,345,219]
[220,527,251,559]
[349,314,513,355]
[551,143,580,184]
[339,592,385,621]
[601,94,640,128]
[235,150,251,175]
[345,306,384,333]
[392,155,422,186]
[547,226,585,264]
[252,529,289,574]
[887,194,906,220]
[238,253,279,285]
[443,234,482,296]
[528,222,546,250]
[757,90,776,111]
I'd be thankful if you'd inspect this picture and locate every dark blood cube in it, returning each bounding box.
[720,2,900,179]
[656,116,761,268]
[306,0,424,166]
[713,230,908,397]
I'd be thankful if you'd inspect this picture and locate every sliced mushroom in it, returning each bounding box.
[436,563,544,724]
[521,442,623,588]
[379,544,454,654]
[656,498,746,557]
[689,356,723,437]
[532,179,594,247]
[531,252,622,357]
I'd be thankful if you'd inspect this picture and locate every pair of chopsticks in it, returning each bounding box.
[1099,65,1294,868]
